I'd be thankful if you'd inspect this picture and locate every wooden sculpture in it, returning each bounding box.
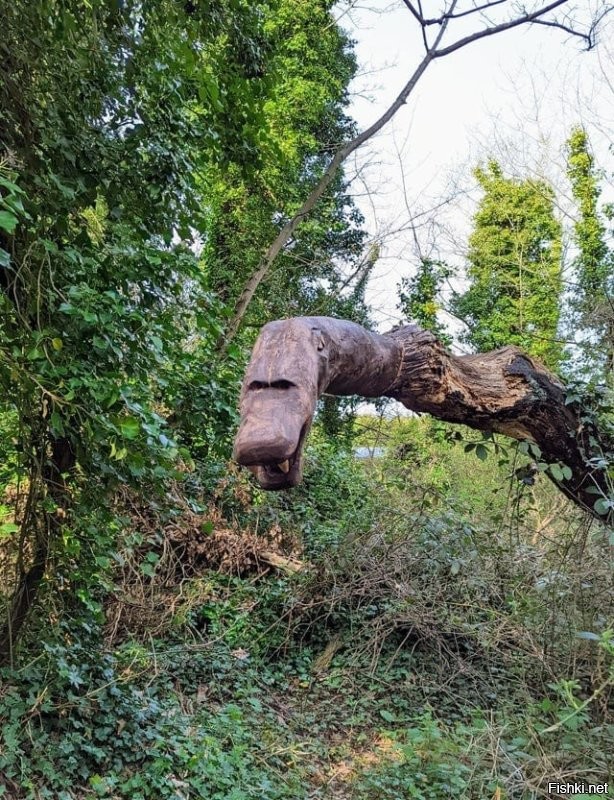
[233,316,612,521]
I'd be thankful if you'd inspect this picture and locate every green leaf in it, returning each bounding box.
[0,248,10,267]
[119,418,140,440]
[475,444,488,461]
[593,498,611,516]
[0,176,25,195]
[0,210,18,234]
[528,443,542,459]
[140,562,156,577]
[548,463,565,482]
[0,522,20,538]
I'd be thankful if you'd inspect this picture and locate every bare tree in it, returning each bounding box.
[218,0,610,351]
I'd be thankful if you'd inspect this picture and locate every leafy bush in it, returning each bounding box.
[0,622,304,800]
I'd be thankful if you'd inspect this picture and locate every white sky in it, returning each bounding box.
[340,1,614,330]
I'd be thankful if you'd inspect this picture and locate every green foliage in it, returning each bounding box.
[202,0,371,331]
[244,432,377,556]
[0,0,280,651]
[0,0,370,658]
[566,127,614,382]
[353,715,473,799]
[1,4,613,799]
[0,624,303,799]
[398,258,452,345]
[1,435,612,798]
[454,160,564,368]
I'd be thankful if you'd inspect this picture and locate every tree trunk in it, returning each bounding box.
[0,435,75,665]
[384,325,612,521]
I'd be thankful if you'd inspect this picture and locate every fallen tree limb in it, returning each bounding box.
[233,317,613,525]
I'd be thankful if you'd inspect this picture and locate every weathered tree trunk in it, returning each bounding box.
[0,435,75,665]
[233,317,613,524]
[384,325,611,520]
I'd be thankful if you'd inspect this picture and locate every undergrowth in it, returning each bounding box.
[1,424,612,798]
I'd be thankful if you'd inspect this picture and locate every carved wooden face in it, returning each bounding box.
[233,319,328,490]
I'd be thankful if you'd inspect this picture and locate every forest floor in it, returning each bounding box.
[1,427,613,799]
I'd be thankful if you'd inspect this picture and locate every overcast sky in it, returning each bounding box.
[339,1,614,330]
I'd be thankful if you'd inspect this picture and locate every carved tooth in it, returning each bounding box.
[278,460,290,474]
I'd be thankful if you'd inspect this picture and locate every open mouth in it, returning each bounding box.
[250,420,310,490]
[262,459,291,477]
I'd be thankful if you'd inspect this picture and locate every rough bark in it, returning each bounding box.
[234,316,612,524]
[0,435,75,665]
[385,325,610,518]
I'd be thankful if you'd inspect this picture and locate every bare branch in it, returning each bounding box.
[218,0,608,351]
[404,0,509,26]
[415,0,430,50]
[529,16,597,47]
[433,0,589,58]
[400,0,424,25]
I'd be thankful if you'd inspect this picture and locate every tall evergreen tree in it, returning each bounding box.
[203,0,370,332]
[453,161,563,369]
[566,127,614,382]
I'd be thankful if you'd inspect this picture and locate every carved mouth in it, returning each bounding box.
[250,420,311,490]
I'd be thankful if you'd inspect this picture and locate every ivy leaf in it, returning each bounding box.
[119,418,140,440]
[0,210,18,234]
[593,498,611,516]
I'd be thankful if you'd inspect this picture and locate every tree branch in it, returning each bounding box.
[234,316,614,524]
[432,0,588,58]
[403,0,509,26]
[217,0,605,351]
